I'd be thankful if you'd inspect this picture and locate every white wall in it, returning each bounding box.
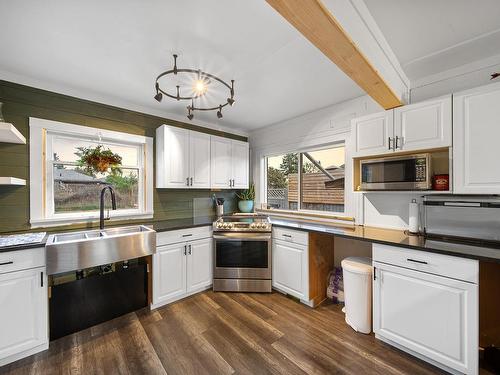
[410,55,500,102]
[251,57,500,231]
[249,94,382,219]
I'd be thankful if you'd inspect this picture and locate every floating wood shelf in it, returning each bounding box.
[0,177,26,186]
[0,122,26,144]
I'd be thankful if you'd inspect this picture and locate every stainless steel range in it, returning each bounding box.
[213,214,272,292]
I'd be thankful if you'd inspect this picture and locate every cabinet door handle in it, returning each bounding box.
[186,177,190,186]
[0,261,13,266]
[373,266,376,281]
[388,137,392,150]
[41,271,44,287]
[406,258,428,265]
[182,234,193,237]
[190,177,193,186]
[395,136,400,150]
[184,245,187,256]
[188,244,192,255]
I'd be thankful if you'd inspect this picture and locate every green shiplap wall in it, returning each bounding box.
[0,80,245,233]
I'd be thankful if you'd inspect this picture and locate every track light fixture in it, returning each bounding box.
[154,83,163,102]
[154,54,235,120]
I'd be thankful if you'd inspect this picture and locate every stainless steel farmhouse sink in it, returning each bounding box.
[45,225,156,275]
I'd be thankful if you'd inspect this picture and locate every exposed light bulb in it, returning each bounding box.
[194,79,208,95]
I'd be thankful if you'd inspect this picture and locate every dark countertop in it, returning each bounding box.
[0,216,216,253]
[2,215,499,263]
[149,216,215,233]
[270,218,500,263]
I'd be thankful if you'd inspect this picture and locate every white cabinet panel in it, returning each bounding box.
[153,243,187,305]
[0,267,47,364]
[153,227,213,309]
[352,111,393,157]
[187,238,213,293]
[156,125,190,188]
[231,140,249,189]
[189,131,211,188]
[210,136,232,189]
[373,261,478,375]
[394,95,451,152]
[454,82,500,194]
[272,239,308,300]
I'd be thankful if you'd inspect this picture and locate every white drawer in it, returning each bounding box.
[0,247,46,274]
[373,244,478,284]
[272,227,308,246]
[157,226,212,246]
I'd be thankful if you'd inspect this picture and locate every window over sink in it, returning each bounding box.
[29,118,153,227]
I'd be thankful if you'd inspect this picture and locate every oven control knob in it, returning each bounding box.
[250,223,256,229]
[228,223,234,229]
[216,222,223,228]
[222,223,228,229]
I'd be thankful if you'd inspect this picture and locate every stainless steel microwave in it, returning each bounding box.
[360,153,432,191]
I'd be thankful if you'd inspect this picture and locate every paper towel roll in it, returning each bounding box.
[409,199,419,234]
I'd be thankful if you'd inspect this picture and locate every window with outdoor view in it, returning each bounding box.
[29,118,153,227]
[51,136,140,213]
[266,144,345,214]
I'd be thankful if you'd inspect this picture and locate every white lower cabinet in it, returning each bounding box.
[152,228,213,308]
[373,244,478,375]
[186,238,213,293]
[0,248,48,367]
[272,228,309,303]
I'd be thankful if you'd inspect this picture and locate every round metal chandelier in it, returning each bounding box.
[154,54,235,120]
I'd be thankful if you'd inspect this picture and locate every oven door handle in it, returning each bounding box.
[213,234,271,241]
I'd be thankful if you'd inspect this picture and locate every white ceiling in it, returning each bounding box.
[0,0,364,132]
[363,0,500,81]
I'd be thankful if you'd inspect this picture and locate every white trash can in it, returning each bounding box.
[341,257,373,334]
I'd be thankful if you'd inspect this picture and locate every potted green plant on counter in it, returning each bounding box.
[236,183,255,213]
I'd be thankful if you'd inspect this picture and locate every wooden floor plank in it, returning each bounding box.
[0,291,446,375]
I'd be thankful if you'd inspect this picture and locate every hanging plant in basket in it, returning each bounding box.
[75,145,122,176]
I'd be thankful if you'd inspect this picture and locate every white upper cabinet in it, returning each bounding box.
[453,82,500,194]
[211,136,249,189]
[351,95,452,157]
[352,111,393,157]
[156,125,190,188]
[231,140,249,189]
[157,125,249,189]
[394,95,452,152]
[210,136,233,188]
[189,131,211,188]
[156,125,211,189]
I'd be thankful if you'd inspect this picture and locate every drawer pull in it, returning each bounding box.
[282,234,292,238]
[0,261,13,266]
[407,258,428,265]
[182,234,193,237]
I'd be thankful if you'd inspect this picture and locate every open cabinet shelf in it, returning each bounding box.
[0,177,26,186]
[0,122,26,144]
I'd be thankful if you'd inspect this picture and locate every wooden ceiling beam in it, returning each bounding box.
[266,0,403,109]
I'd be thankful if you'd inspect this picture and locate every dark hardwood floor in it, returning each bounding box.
[0,291,446,375]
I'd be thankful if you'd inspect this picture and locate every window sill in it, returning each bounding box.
[30,212,154,228]
[256,208,354,225]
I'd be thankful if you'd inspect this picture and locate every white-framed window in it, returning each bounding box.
[264,142,347,216]
[29,118,153,227]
